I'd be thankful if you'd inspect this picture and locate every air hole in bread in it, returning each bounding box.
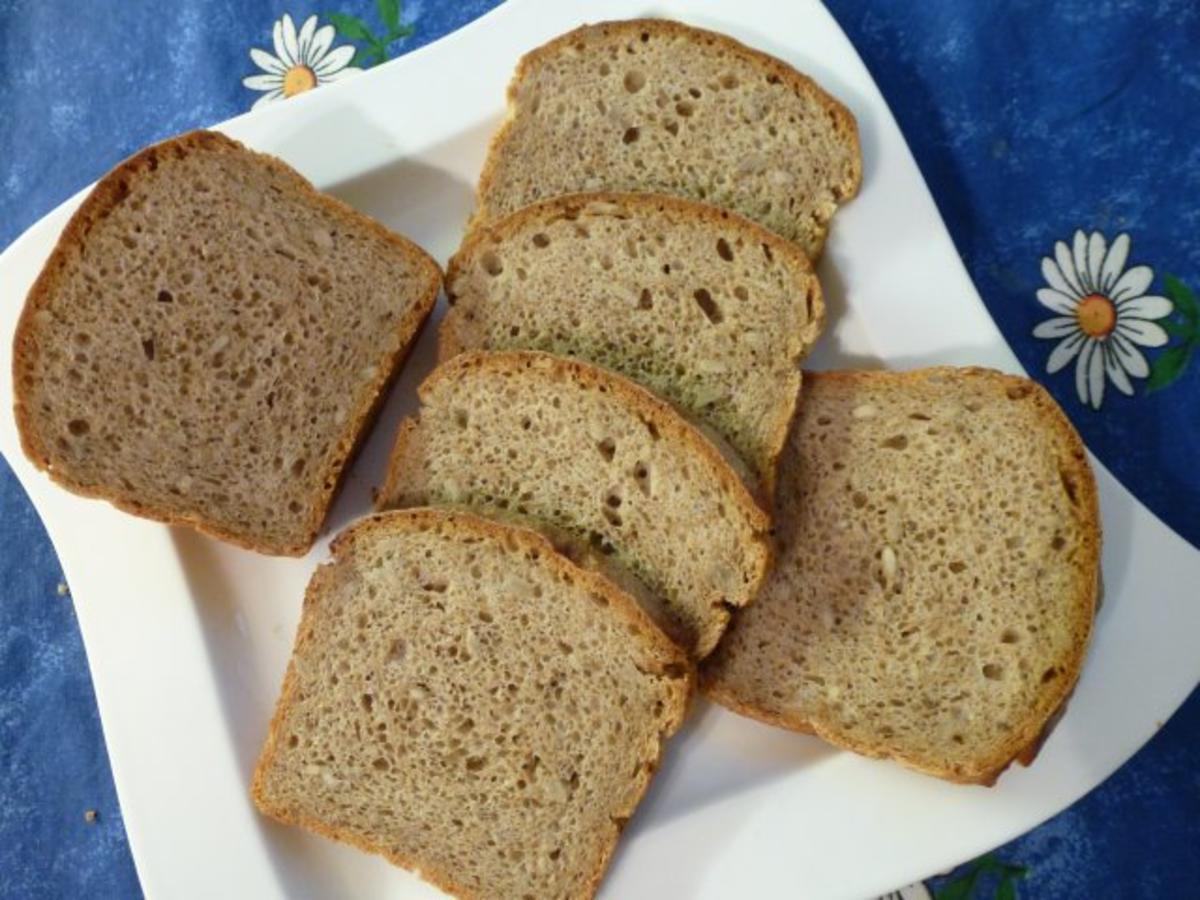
[531,232,550,249]
[1000,628,1021,644]
[720,73,738,89]
[909,412,932,421]
[716,238,734,262]
[624,71,645,93]
[1059,469,1079,506]
[664,120,679,136]
[597,437,616,461]
[675,100,695,117]
[1006,384,1033,401]
[599,62,611,76]
[480,251,504,276]
[733,285,749,301]
[948,561,966,574]
[1051,534,1066,551]
[693,288,723,324]
[622,127,640,144]
[156,289,173,303]
[454,409,469,429]
[67,418,90,437]
[881,434,908,450]
[141,338,155,361]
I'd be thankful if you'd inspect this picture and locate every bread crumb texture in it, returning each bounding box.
[379,351,770,659]
[13,130,440,554]
[253,509,690,899]
[476,19,861,257]
[443,192,823,488]
[702,368,1100,783]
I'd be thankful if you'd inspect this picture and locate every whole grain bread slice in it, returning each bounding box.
[442,191,824,493]
[12,130,441,555]
[474,18,862,258]
[252,508,692,899]
[700,368,1101,784]
[377,350,771,659]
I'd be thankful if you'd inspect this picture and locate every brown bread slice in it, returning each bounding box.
[474,18,862,258]
[442,191,824,492]
[377,350,771,658]
[701,368,1101,784]
[12,130,441,555]
[252,508,692,899]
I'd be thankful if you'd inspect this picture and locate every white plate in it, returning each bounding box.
[2,1,1198,897]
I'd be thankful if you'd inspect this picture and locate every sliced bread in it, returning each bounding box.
[442,191,824,491]
[252,508,691,899]
[474,18,862,258]
[700,368,1101,784]
[12,130,441,555]
[377,350,771,658]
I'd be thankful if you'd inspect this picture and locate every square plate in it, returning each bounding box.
[2,1,1198,897]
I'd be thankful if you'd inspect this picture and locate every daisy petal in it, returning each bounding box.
[1110,264,1154,302]
[309,24,335,65]
[1116,318,1169,347]
[315,44,356,76]
[1118,294,1173,319]
[1033,316,1079,339]
[1087,231,1106,295]
[297,15,318,64]
[243,73,283,90]
[1088,339,1106,408]
[1056,240,1084,296]
[1104,344,1134,396]
[1047,331,1085,374]
[272,20,293,67]
[252,89,284,110]
[249,47,286,74]
[1041,257,1075,298]
[281,13,301,66]
[1075,340,1096,407]
[1111,333,1150,378]
[1099,233,1130,293]
[320,66,363,83]
[1037,288,1079,315]
[1073,230,1092,293]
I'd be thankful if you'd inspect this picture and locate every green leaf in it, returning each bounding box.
[1162,318,1191,338]
[328,12,376,42]
[996,877,1018,900]
[387,23,415,40]
[377,0,401,32]
[1164,274,1200,327]
[1146,342,1194,392]
[934,878,975,900]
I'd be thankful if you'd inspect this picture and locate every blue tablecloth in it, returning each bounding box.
[1,1,1197,897]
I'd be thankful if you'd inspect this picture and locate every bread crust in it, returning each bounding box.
[702,367,1101,785]
[12,130,442,556]
[251,508,694,898]
[473,18,863,248]
[442,190,824,496]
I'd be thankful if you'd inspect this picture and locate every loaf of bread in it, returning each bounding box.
[701,368,1101,784]
[442,191,824,491]
[377,350,771,658]
[252,508,692,899]
[12,130,441,555]
[474,18,862,258]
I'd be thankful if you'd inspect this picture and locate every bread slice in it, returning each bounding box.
[12,130,441,555]
[700,368,1101,784]
[474,18,862,258]
[442,191,824,491]
[252,508,691,899]
[377,350,771,658]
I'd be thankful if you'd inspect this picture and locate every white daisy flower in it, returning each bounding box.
[243,14,362,110]
[1033,229,1173,409]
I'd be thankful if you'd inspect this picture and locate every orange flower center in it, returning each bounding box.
[1076,293,1116,338]
[282,65,317,98]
